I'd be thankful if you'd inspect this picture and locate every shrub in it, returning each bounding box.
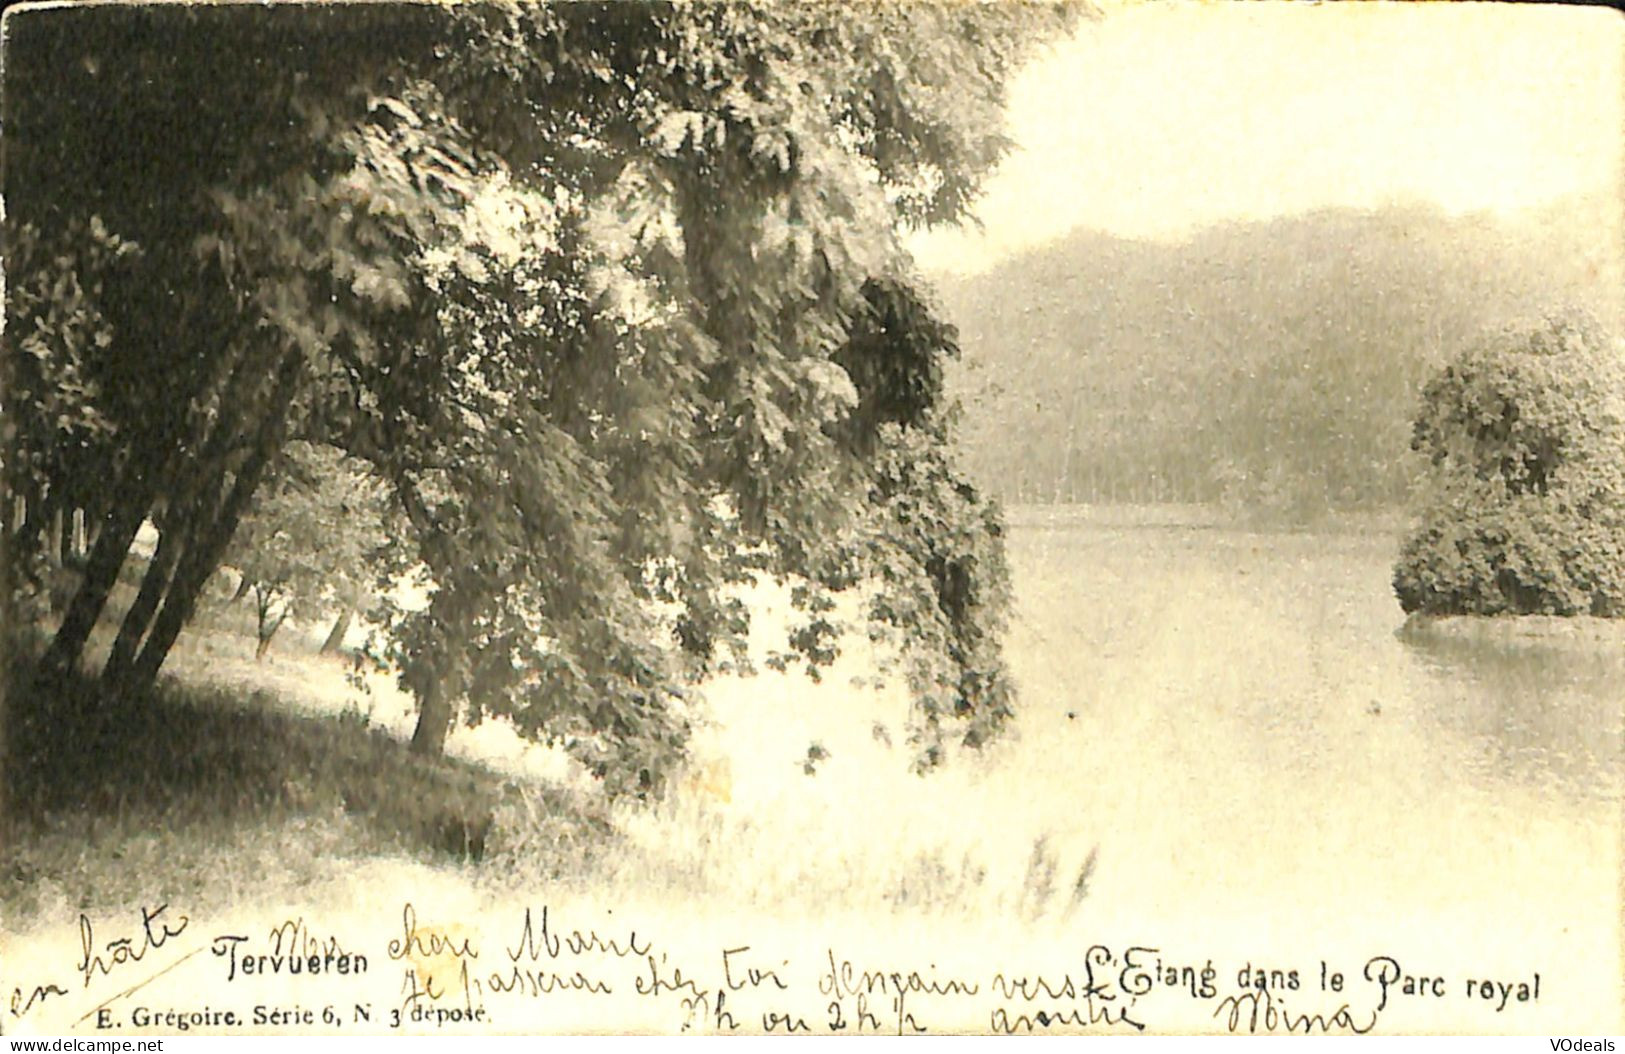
[1394,311,1625,616]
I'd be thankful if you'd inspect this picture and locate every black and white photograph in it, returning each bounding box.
[1,0,1620,1037]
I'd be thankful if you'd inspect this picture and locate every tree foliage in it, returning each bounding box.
[226,441,395,659]
[5,2,1075,796]
[1394,312,1625,617]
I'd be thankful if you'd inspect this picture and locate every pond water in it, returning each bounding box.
[988,513,1622,1029]
[603,508,1621,1028]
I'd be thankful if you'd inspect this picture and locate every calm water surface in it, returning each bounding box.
[993,515,1622,1026]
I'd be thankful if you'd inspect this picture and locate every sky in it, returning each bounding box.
[909,1,1625,275]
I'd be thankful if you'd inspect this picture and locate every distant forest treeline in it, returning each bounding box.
[933,198,1623,513]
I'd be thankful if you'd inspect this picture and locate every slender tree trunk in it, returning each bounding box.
[125,523,224,689]
[124,355,301,691]
[319,608,352,655]
[105,396,245,687]
[254,603,287,662]
[410,679,453,756]
[37,501,148,679]
[102,519,186,685]
[127,457,273,689]
[49,506,66,570]
[43,502,68,615]
[14,490,42,562]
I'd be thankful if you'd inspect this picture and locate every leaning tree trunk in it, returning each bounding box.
[101,518,186,684]
[409,679,453,756]
[36,499,149,679]
[254,615,287,662]
[319,608,352,655]
[126,450,275,691]
[121,354,302,693]
[104,377,256,689]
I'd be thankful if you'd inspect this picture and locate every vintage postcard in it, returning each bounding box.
[2,0,1621,1037]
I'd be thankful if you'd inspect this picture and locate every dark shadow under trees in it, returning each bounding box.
[4,653,605,870]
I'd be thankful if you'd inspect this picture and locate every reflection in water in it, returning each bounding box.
[1398,629,1625,806]
[1005,520,1624,812]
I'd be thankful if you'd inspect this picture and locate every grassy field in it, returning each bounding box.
[3,572,1093,933]
[2,594,616,929]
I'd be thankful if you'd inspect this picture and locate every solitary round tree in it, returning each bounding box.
[1394,311,1625,617]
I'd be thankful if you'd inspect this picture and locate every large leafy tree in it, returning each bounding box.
[1394,311,1625,617]
[5,2,1077,795]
